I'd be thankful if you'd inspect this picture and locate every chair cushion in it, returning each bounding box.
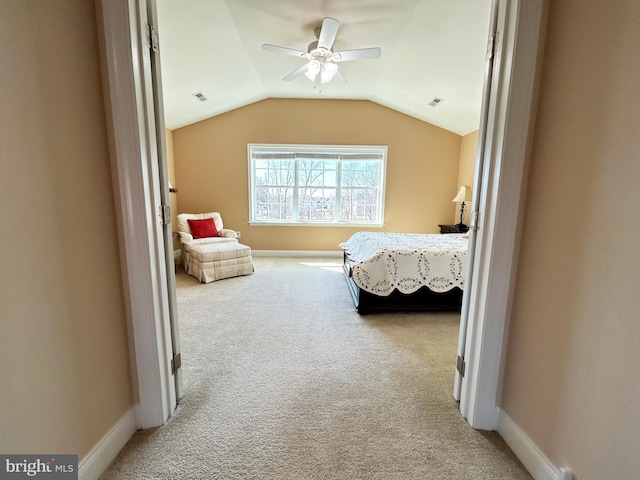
[189,243,252,262]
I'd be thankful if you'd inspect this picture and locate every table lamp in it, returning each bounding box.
[452,185,472,230]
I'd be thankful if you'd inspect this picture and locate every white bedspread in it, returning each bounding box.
[339,232,468,296]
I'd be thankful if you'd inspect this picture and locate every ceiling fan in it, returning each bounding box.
[262,17,382,84]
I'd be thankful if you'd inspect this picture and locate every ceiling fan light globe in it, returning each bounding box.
[304,60,321,81]
[320,62,338,83]
[309,60,321,73]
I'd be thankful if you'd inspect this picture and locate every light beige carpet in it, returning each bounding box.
[101,257,530,479]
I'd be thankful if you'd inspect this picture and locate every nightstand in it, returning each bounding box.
[438,224,469,234]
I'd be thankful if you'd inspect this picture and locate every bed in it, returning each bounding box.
[339,232,468,314]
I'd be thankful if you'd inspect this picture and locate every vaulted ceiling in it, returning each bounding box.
[157,0,492,136]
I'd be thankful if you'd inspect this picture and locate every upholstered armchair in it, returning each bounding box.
[176,212,239,270]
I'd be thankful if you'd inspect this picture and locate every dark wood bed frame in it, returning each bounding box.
[342,252,463,315]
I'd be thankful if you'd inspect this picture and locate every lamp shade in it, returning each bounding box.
[452,185,472,203]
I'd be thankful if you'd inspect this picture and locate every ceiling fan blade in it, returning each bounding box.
[332,47,382,62]
[262,44,307,58]
[282,63,309,81]
[317,17,340,51]
[333,70,347,84]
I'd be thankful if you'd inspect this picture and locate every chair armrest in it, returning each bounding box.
[178,230,237,243]
[177,232,194,243]
[219,229,238,239]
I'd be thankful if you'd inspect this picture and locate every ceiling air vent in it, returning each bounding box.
[192,91,209,103]
[428,97,444,107]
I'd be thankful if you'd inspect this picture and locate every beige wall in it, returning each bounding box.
[455,130,479,224]
[501,0,640,478]
[0,0,132,457]
[172,98,462,251]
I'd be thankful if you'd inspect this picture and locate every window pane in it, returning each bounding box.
[340,160,381,223]
[254,159,294,186]
[253,158,294,221]
[298,187,335,221]
[297,159,336,221]
[298,159,337,187]
[341,160,380,187]
[255,186,293,221]
[341,188,379,222]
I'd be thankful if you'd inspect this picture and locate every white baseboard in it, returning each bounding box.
[78,407,137,480]
[497,409,573,480]
[252,250,342,258]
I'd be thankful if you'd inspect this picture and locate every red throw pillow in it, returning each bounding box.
[187,218,219,239]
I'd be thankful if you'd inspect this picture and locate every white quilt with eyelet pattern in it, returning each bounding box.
[339,232,468,296]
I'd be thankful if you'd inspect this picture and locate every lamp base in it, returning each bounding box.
[454,223,469,233]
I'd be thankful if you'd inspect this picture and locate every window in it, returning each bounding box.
[248,144,387,226]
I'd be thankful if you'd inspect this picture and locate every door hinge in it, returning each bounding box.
[457,355,466,377]
[146,23,159,54]
[487,31,498,61]
[171,353,181,375]
[160,204,171,225]
[470,211,480,231]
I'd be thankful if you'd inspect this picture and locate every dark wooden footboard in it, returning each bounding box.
[342,252,463,315]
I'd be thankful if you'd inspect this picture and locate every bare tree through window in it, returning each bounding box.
[254,159,294,221]
[341,160,381,222]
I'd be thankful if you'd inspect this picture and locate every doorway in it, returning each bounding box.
[97,0,546,431]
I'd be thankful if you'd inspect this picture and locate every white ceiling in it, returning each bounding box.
[156,0,492,136]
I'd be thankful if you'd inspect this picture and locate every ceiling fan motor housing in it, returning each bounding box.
[307,41,333,61]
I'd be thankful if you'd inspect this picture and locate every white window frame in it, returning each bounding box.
[248,144,387,227]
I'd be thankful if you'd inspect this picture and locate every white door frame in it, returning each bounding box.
[458,0,546,430]
[96,0,546,431]
[97,0,177,429]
